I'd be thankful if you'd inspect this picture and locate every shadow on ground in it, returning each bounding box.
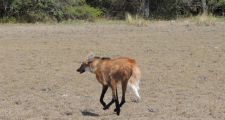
[81,109,99,117]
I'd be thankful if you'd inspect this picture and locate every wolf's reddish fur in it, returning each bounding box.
[77,57,141,115]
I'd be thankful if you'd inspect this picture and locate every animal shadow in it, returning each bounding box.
[81,109,99,117]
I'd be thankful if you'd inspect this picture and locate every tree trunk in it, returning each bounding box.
[140,0,149,18]
[3,0,8,16]
[144,0,149,18]
[201,0,208,14]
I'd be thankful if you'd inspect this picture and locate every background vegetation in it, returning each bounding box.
[0,0,225,23]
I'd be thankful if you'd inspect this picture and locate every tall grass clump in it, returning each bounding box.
[191,13,217,26]
[125,13,149,27]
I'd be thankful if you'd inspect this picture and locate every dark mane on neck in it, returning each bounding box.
[94,56,101,59]
[101,57,111,60]
[94,56,111,60]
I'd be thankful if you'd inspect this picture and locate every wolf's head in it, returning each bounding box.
[77,52,111,74]
[76,60,93,74]
[77,52,98,74]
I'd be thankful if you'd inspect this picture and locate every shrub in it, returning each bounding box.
[26,11,54,23]
[208,0,225,16]
[0,17,16,23]
[0,0,102,23]
[64,5,102,21]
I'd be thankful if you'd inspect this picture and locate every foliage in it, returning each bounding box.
[0,0,102,23]
[0,0,225,23]
[148,0,180,19]
[64,5,102,21]
[208,0,225,15]
[86,0,141,19]
[0,16,16,23]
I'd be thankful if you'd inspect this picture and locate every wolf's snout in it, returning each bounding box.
[77,68,80,72]
[77,68,85,74]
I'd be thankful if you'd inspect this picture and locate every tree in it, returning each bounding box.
[139,0,149,18]
[201,0,208,14]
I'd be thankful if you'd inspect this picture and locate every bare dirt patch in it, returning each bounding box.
[0,22,225,120]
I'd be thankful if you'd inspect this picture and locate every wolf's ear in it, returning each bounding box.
[87,51,95,62]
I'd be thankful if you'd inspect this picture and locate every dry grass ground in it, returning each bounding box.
[0,21,225,120]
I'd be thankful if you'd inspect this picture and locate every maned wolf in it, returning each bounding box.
[77,54,141,115]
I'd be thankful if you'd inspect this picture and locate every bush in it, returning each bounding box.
[208,0,225,16]
[0,0,102,23]
[9,0,59,23]
[0,17,16,23]
[26,11,54,23]
[64,5,102,21]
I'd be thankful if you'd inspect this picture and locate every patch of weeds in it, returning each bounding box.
[190,14,218,26]
[125,13,149,27]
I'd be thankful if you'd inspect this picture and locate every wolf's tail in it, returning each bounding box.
[128,65,141,100]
